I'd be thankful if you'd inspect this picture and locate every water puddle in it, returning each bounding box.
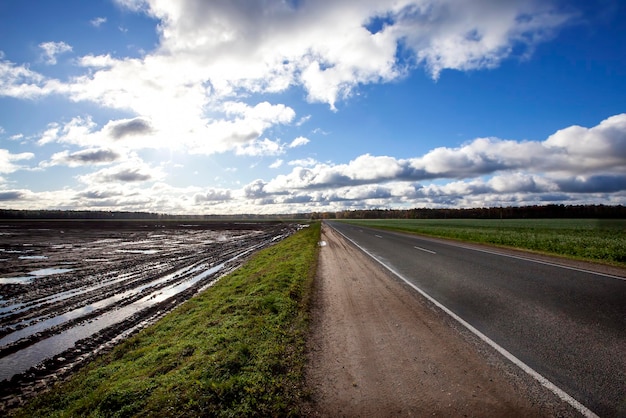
[0,271,132,317]
[0,225,290,385]
[0,268,73,285]
[0,260,227,381]
[30,268,73,276]
[115,249,160,255]
[0,277,33,285]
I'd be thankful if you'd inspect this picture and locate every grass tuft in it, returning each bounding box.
[14,222,320,417]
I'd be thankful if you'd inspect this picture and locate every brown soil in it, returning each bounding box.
[303,224,577,417]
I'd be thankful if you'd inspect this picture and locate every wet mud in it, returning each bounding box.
[0,220,299,412]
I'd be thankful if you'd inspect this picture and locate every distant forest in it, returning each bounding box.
[315,204,626,219]
[0,209,310,221]
[1,204,625,220]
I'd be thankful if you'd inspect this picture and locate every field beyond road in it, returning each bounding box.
[339,218,626,267]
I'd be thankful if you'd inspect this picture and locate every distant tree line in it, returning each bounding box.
[312,204,626,220]
[0,209,311,221]
[0,209,163,220]
[1,204,624,221]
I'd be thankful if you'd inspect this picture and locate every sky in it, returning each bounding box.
[0,0,625,215]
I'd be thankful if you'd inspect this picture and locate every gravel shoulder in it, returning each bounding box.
[304,224,579,417]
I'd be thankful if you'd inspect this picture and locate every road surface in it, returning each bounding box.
[325,221,625,417]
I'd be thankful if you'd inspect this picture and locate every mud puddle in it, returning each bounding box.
[0,220,299,412]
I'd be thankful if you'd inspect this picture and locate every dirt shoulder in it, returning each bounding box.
[303,224,578,417]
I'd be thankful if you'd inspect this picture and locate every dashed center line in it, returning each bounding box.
[375,235,383,238]
[414,246,436,254]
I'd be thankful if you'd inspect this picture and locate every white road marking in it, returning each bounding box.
[375,235,383,238]
[372,227,625,282]
[438,240,626,282]
[330,225,600,418]
[414,246,436,254]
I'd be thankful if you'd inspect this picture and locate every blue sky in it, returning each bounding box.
[1,0,625,214]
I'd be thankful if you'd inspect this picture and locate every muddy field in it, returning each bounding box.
[0,219,299,410]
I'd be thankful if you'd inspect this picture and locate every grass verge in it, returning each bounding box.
[339,218,626,267]
[14,222,321,417]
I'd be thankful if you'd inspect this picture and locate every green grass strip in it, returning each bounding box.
[340,218,626,267]
[15,222,321,418]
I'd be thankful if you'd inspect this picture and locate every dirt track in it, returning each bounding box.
[304,224,577,417]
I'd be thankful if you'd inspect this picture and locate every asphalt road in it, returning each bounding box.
[327,221,626,418]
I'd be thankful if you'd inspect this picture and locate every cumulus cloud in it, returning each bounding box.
[0,1,614,214]
[243,179,268,199]
[2,0,575,110]
[288,157,318,167]
[0,190,26,201]
[289,136,310,148]
[235,138,284,157]
[78,159,164,184]
[269,159,283,169]
[90,17,107,28]
[39,101,296,156]
[78,188,123,200]
[39,41,73,65]
[0,58,62,98]
[108,117,154,139]
[0,149,34,173]
[123,0,569,106]
[386,1,572,79]
[555,174,626,193]
[194,188,232,203]
[43,148,121,167]
[261,114,626,196]
[77,54,116,68]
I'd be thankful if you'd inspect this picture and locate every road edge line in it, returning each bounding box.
[327,223,599,418]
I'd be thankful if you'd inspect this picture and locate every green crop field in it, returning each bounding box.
[339,218,626,266]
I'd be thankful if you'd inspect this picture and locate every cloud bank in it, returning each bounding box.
[1,0,575,154]
[2,114,624,214]
[0,0,623,214]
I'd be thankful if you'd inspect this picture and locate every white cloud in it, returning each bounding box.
[0,58,62,99]
[387,1,572,79]
[0,149,34,174]
[0,1,610,214]
[235,138,284,157]
[260,114,626,195]
[78,158,164,185]
[9,113,624,214]
[194,188,232,203]
[39,41,73,65]
[269,159,283,169]
[289,136,310,148]
[90,17,107,27]
[34,104,295,156]
[3,0,575,110]
[43,148,122,168]
[78,54,116,68]
[288,157,318,167]
[0,189,35,202]
[37,117,97,146]
[295,115,311,126]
